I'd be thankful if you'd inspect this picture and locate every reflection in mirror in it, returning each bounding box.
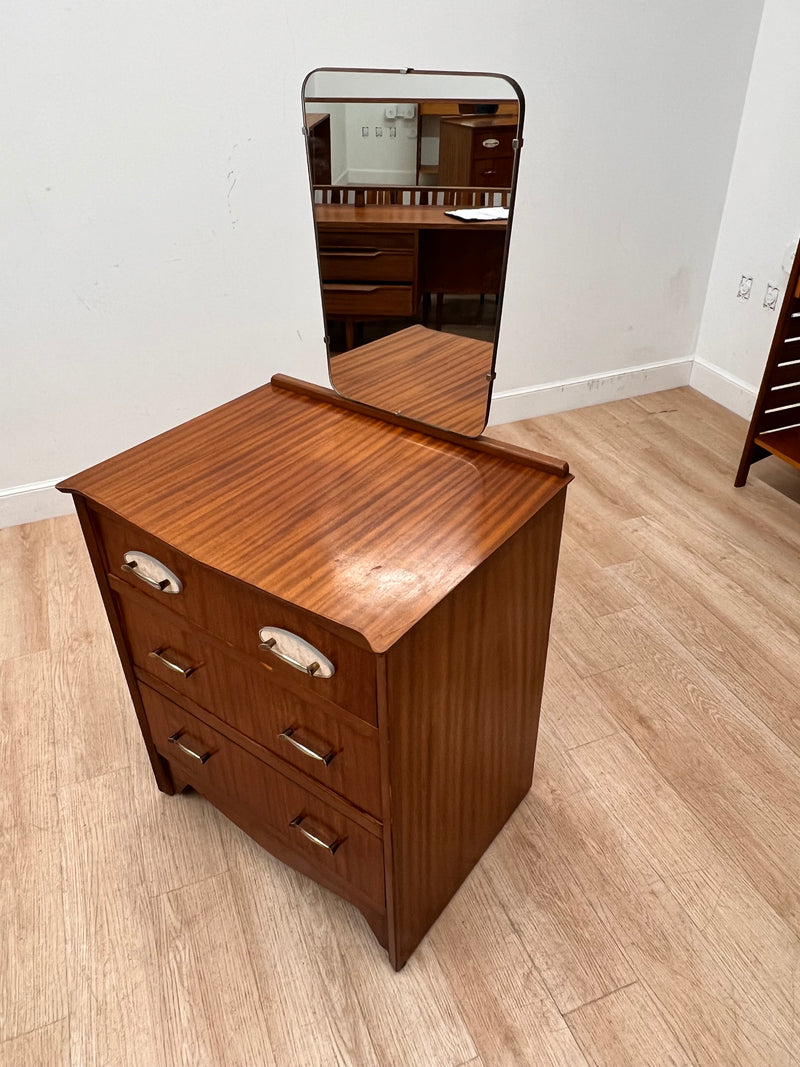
[302,68,523,436]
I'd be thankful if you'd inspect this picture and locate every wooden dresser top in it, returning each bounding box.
[59,379,570,652]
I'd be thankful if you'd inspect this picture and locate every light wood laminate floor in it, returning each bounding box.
[2,387,799,1066]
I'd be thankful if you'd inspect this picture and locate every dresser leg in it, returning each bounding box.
[357,903,389,956]
[159,755,192,795]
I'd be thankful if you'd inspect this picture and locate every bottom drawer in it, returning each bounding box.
[322,283,415,317]
[140,685,385,912]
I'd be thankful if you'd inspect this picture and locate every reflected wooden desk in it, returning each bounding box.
[314,204,507,345]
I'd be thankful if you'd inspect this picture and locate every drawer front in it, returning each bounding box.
[112,580,382,817]
[320,248,415,284]
[323,283,416,318]
[472,128,516,157]
[470,157,514,186]
[318,230,415,252]
[141,686,385,911]
[94,509,377,723]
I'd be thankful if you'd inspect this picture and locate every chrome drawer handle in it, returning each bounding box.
[148,648,196,678]
[121,552,182,594]
[279,727,335,766]
[122,562,170,590]
[168,730,211,764]
[258,627,335,678]
[290,815,341,854]
[260,639,319,675]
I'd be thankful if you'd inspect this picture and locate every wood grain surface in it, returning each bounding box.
[58,380,569,653]
[329,325,494,436]
[61,380,569,969]
[384,493,566,966]
[314,203,507,231]
[7,387,800,1065]
[109,575,383,817]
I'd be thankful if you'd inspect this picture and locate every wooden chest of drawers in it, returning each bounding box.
[437,115,518,187]
[58,375,570,969]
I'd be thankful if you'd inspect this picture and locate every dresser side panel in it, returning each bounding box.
[69,494,176,795]
[383,489,567,968]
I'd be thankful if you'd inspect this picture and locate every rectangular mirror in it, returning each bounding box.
[302,68,524,436]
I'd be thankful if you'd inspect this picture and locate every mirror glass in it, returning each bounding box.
[302,68,523,436]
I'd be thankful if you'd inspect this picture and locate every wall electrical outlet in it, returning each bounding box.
[737,275,753,300]
[375,126,383,137]
[389,126,396,138]
[764,283,780,310]
[361,126,369,137]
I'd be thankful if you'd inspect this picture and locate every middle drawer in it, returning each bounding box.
[322,283,416,317]
[318,230,416,284]
[112,582,382,818]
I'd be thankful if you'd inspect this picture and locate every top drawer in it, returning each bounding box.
[90,507,377,724]
[318,230,415,252]
[471,128,516,158]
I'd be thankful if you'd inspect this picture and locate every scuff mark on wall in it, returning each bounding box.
[226,143,239,229]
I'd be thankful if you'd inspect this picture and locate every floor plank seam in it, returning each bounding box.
[564,731,619,754]
[560,978,640,1018]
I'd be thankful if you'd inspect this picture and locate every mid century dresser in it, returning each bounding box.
[58,374,571,969]
[437,114,518,187]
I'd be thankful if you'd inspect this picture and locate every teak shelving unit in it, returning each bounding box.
[735,247,800,486]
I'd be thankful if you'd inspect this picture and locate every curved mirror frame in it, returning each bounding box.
[302,67,524,436]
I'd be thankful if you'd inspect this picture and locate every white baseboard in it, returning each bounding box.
[1,355,756,529]
[489,356,694,426]
[688,357,757,419]
[0,479,74,529]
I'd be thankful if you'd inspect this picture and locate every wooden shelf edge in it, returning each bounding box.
[755,429,800,472]
[270,374,571,479]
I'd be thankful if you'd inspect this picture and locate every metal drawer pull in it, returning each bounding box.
[121,552,183,594]
[320,249,381,258]
[122,562,169,591]
[290,815,341,854]
[482,137,501,148]
[279,727,335,766]
[260,638,319,675]
[168,730,211,764]
[323,283,380,293]
[258,627,335,678]
[148,648,196,678]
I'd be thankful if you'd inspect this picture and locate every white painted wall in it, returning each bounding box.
[2,1,764,525]
[693,0,800,417]
[340,105,417,184]
[307,72,518,187]
[306,72,518,100]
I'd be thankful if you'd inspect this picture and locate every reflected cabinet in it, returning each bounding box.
[58,376,571,969]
